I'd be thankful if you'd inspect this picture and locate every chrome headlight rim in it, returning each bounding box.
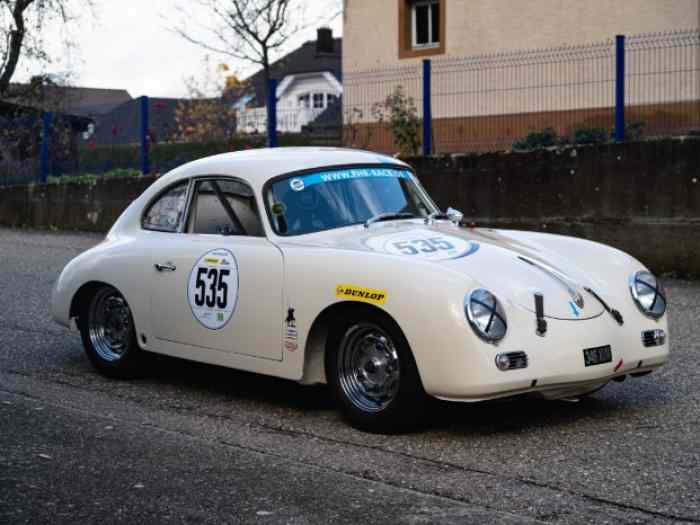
[629,270,666,320]
[465,288,508,343]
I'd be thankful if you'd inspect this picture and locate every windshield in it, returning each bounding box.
[265,167,437,236]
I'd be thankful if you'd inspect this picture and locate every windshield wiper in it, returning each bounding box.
[425,211,450,224]
[364,212,416,228]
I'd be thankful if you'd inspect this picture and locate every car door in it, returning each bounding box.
[144,177,284,361]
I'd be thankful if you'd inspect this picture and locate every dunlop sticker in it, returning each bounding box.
[336,284,387,305]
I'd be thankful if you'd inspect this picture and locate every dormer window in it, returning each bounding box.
[298,94,310,108]
[297,92,337,110]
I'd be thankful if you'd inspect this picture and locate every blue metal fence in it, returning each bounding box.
[343,29,700,154]
[615,35,626,142]
[2,29,698,186]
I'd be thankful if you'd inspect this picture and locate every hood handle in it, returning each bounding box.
[584,287,624,326]
[535,293,548,336]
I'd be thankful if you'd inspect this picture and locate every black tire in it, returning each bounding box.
[78,285,143,379]
[325,311,427,433]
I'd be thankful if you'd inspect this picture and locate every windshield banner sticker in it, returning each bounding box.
[365,229,480,261]
[336,284,387,305]
[187,249,239,330]
[290,168,409,191]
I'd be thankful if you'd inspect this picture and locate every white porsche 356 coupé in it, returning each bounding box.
[52,148,669,432]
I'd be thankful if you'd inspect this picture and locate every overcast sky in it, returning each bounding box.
[14,0,342,98]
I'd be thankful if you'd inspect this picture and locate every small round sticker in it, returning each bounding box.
[187,249,239,330]
[290,178,305,191]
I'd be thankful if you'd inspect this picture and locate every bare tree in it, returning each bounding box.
[0,0,87,96]
[172,0,309,100]
[173,57,239,143]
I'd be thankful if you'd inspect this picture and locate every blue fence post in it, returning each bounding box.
[39,112,52,183]
[422,59,432,156]
[267,78,278,148]
[140,95,150,175]
[614,35,625,142]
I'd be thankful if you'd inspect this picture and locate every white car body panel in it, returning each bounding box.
[51,148,669,401]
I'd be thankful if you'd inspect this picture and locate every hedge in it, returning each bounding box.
[74,134,313,175]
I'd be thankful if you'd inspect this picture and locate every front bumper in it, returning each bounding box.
[412,310,669,402]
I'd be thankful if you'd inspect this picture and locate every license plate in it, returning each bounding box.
[583,345,612,367]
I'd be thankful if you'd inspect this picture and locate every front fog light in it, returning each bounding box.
[642,329,666,347]
[495,351,528,371]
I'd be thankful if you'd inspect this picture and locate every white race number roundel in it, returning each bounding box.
[365,229,478,261]
[187,249,239,330]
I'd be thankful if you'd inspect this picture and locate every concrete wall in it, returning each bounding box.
[343,0,700,71]
[409,138,700,276]
[0,138,698,275]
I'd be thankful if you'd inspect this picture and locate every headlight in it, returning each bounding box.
[629,271,666,319]
[465,289,507,343]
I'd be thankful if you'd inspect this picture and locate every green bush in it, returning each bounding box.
[625,121,646,141]
[371,86,422,156]
[572,127,609,145]
[48,168,142,185]
[514,121,648,151]
[76,134,313,175]
[512,128,560,151]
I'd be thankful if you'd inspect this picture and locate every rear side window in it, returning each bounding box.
[142,181,189,232]
[188,179,264,236]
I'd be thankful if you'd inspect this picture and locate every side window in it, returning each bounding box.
[142,181,189,232]
[189,179,264,237]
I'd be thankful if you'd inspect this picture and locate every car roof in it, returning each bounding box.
[159,147,410,191]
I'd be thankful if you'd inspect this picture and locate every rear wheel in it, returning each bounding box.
[79,285,142,378]
[326,314,426,433]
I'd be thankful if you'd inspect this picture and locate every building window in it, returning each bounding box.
[327,94,338,106]
[313,93,325,109]
[412,0,439,48]
[298,94,310,108]
[398,0,445,59]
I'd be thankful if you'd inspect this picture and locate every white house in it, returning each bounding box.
[234,28,343,134]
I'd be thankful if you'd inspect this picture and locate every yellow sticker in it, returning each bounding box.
[336,284,387,305]
[204,257,220,264]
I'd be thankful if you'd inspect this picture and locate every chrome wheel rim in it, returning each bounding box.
[337,324,400,413]
[88,289,133,362]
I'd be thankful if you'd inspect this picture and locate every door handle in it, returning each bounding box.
[154,262,177,272]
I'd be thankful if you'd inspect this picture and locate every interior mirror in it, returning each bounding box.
[446,207,464,225]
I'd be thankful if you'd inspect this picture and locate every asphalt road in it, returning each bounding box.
[0,228,699,524]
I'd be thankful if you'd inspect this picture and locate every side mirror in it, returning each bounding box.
[446,207,464,225]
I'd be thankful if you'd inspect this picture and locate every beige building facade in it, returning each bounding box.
[343,0,700,72]
[342,1,700,153]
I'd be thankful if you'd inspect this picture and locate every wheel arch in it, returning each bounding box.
[300,301,414,386]
[69,280,120,323]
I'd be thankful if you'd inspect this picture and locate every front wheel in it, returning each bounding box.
[326,314,427,433]
[79,285,142,378]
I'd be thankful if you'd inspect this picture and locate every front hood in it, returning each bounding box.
[281,221,609,320]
